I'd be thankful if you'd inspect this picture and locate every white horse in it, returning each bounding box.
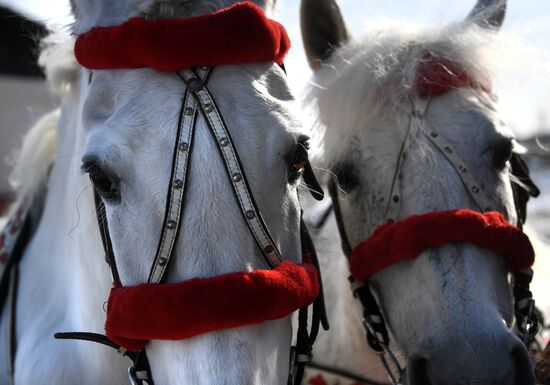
[0,1,320,384]
[301,0,539,384]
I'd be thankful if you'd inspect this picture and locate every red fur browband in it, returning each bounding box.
[350,210,534,282]
[106,261,319,351]
[75,2,290,71]
[416,54,492,98]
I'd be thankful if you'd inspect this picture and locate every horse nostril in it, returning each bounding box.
[511,340,536,385]
[407,353,432,385]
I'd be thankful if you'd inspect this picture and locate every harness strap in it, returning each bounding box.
[6,266,18,385]
[327,180,352,258]
[383,98,427,224]
[54,332,154,385]
[425,121,494,212]
[148,80,198,283]
[177,68,284,268]
[94,191,120,284]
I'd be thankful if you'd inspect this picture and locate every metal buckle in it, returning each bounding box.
[363,318,404,385]
[128,367,139,385]
[521,299,539,346]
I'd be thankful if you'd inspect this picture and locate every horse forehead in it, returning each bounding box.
[428,90,512,142]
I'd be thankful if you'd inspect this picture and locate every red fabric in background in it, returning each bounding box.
[75,2,290,71]
[416,54,491,97]
[350,210,534,282]
[106,261,319,351]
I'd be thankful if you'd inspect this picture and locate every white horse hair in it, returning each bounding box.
[301,0,545,384]
[306,22,503,168]
[0,1,312,384]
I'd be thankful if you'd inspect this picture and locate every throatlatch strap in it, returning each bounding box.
[177,68,283,268]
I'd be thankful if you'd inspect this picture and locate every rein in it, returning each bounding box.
[326,56,540,385]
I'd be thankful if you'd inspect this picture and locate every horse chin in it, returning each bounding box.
[145,320,292,385]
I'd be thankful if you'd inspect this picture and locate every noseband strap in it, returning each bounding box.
[107,261,319,351]
[350,210,535,282]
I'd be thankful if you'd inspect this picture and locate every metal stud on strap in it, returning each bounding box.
[178,68,283,268]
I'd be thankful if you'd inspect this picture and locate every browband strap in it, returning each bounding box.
[75,2,290,71]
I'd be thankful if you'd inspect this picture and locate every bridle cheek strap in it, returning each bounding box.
[106,261,319,352]
[350,210,535,282]
[74,2,290,71]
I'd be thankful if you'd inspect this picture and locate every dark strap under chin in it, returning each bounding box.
[54,332,154,385]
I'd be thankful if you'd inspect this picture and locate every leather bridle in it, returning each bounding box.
[53,66,329,385]
[327,96,540,385]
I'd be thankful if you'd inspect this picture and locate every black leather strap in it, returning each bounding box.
[54,332,154,385]
[327,179,352,258]
[94,190,120,284]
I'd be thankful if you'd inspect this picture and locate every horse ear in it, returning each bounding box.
[466,0,507,30]
[300,0,349,71]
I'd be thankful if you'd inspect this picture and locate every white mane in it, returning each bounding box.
[305,21,514,166]
[7,31,77,201]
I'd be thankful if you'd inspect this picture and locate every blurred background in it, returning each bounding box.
[0,0,549,237]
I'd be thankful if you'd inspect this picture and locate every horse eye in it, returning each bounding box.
[493,140,513,170]
[82,158,120,201]
[288,141,309,183]
[335,162,360,191]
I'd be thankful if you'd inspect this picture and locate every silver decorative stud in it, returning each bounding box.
[158,257,167,266]
[246,210,256,219]
[219,138,229,147]
[430,131,438,138]
[264,245,275,254]
[185,108,194,116]
[174,180,183,189]
[472,186,480,193]
[179,142,189,152]
[444,146,453,154]
[167,220,177,229]
[459,165,467,173]
[204,104,214,113]
[232,173,242,182]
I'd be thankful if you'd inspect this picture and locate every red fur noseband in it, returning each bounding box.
[350,210,535,282]
[75,2,290,71]
[106,261,319,351]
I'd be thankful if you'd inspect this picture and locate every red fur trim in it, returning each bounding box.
[309,375,328,385]
[416,54,491,98]
[75,2,290,71]
[106,261,319,351]
[350,210,534,282]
